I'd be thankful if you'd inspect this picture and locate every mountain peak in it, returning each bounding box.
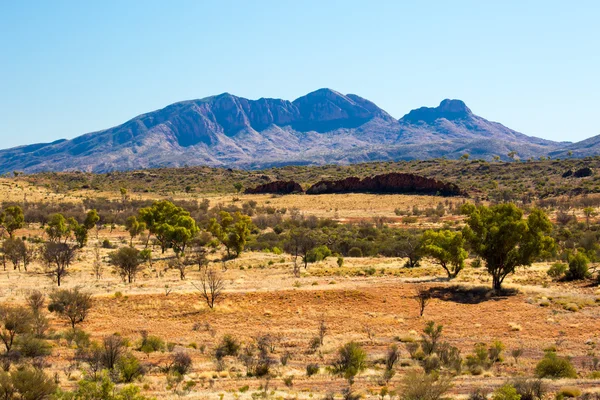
[438,99,471,115]
[400,99,473,124]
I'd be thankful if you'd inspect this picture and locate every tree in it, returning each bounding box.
[414,285,431,317]
[330,342,367,384]
[284,227,318,271]
[41,242,77,286]
[48,288,93,329]
[138,200,199,254]
[45,213,71,243]
[193,267,225,309]
[233,182,243,193]
[84,209,100,230]
[394,230,423,268]
[583,207,597,229]
[0,305,32,353]
[109,247,143,283]
[125,216,146,246]
[208,211,252,258]
[1,238,26,271]
[462,203,554,290]
[421,230,467,279]
[72,222,89,248]
[1,206,24,238]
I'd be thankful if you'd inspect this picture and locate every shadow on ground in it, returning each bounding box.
[426,285,519,304]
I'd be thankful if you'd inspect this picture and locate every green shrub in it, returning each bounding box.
[0,368,56,399]
[348,247,363,257]
[567,253,589,280]
[330,341,367,383]
[306,363,319,376]
[16,334,52,358]
[117,353,144,383]
[492,384,521,400]
[215,334,240,359]
[547,263,567,279]
[306,245,332,263]
[63,328,91,348]
[534,352,577,379]
[139,334,165,354]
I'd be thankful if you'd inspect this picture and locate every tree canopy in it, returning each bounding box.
[462,203,554,290]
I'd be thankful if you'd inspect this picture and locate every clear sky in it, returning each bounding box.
[1,0,598,148]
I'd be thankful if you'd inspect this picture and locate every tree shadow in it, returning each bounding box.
[425,285,519,304]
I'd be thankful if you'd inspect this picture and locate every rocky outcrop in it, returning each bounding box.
[245,180,303,194]
[573,167,593,178]
[562,169,573,178]
[306,173,466,196]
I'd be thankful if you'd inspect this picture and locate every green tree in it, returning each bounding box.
[138,200,199,254]
[45,213,71,243]
[233,182,243,193]
[48,288,93,329]
[462,203,554,290]
[109,247,143,283]
[208,211,252,258]
[125,216,146,246]
[421,230,467,279]
[1,206,24,238]
[41,242,77,286]
[583,207,597,229]
[0,305,32,353]
[84,209,100,230]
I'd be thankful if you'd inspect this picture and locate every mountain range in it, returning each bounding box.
[1,88,598,174]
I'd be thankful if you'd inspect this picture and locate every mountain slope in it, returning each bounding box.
[0,89,581,174]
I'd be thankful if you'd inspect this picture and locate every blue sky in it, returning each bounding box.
[1,0,598,148]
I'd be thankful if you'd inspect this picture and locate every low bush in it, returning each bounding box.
[534,352,577,379]
[492,384,520,400]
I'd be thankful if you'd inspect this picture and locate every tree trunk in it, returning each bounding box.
[492,275,502,291]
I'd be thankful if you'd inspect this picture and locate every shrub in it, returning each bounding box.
[556,386,581,398]
[492,384,521,400]
[469,388,490,400]
[117,353,144,383]
[567,253,589,280]
[0,367,56,399]
[329,341,367,383]
[138,332,165,355]
[63,328,90,348]
[16,334,52,358]
[170,351,192,375]
[534,352,577,379]
[422,354,440,374]
[306,363,319,376]
[488,340,505,363]
[547,262,567,279]
[215,335,240,359]
[510,378,546,400]
[348,247,363,257]
[398,371,452,400]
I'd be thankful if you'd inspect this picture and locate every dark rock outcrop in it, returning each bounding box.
[573,167,593,178]
[245,180,303,194]
[562,169,573,178]
[306,173,465,196]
